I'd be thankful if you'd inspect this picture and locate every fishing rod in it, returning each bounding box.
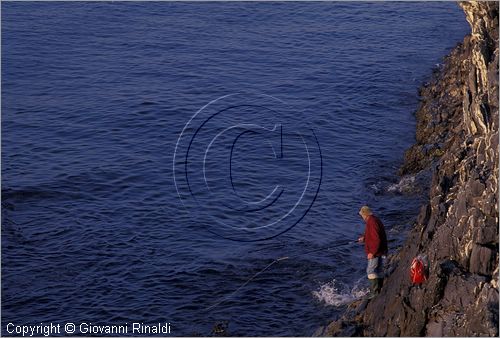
[205,239,359,311]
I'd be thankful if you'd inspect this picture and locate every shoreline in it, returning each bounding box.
[317,1,499,336]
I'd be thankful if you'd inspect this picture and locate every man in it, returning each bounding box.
[357,205,388,298]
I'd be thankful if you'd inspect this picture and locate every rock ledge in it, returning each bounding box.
[320,2,499,336]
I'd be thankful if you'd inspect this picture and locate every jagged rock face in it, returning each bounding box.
[361,1,499,336]
[314,2,499,337]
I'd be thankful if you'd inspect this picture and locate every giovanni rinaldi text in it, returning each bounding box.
[6,322,172,336]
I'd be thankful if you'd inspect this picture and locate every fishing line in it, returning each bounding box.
[286,240,358,259]
[205,239,358,311]
[205,256,289,312]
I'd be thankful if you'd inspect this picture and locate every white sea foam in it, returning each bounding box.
[387,175,416,193]
[312,279,368,307]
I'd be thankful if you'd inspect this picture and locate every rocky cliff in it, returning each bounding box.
[321,1,499,336]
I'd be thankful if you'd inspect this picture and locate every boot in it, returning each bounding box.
[377,278,384,292]
[366,279,378,299]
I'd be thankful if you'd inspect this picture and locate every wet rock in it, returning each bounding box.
[211,321,229,337]
[323,319,358,337]
[318,299,368,336]
[312,326,325,337]
[320,1,498,336]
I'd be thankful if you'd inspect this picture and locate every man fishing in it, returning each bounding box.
[357,206,388,298]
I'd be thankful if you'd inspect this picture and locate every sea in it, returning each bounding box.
[2,1,469,336]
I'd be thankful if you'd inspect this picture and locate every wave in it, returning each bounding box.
[312,278,368,307]
[387,175,416,193]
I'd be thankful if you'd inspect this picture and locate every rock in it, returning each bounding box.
[323,320,358,337]
[469,244,497,275]
[320,1,498,336]
[416,203,431,226]
[426,319,444,337]
[473,217,497,245]
[312,326,325,337]
[469,179,486,197]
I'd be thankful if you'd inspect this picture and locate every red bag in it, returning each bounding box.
[410,255,429,284]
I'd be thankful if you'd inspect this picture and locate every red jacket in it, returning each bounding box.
[364,215,388,257]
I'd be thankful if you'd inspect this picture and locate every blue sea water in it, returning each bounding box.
[2,2,469,336]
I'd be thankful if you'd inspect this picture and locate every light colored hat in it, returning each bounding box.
[359,206,373,217]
